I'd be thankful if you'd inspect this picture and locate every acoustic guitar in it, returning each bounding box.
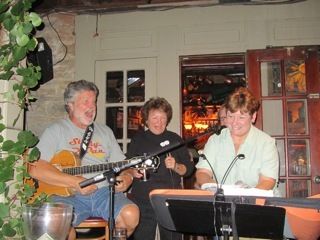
[27,150,159,198]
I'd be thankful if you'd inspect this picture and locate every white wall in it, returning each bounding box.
[75,0,320,134]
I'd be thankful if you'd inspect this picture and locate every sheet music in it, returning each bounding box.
[201,183,274,197]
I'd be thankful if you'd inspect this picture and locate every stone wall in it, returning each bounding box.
[26,13,75,137]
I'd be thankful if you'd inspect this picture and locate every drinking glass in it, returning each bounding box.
[22,202,73,240]
[113,228,127,240]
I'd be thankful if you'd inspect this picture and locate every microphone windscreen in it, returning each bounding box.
[215,125,227,135]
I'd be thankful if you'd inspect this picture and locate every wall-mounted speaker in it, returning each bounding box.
[27,37,54,84]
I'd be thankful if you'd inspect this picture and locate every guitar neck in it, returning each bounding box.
[62,160,130,175]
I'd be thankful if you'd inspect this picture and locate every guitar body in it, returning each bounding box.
[30,150,80,199]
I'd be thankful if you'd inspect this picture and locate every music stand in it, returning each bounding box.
[150,190,286,239]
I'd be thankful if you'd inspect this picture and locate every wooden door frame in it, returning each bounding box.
[246,46,320,196]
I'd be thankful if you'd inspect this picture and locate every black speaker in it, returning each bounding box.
[27,37,53,84]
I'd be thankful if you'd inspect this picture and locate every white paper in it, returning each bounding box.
[201,183,274,197]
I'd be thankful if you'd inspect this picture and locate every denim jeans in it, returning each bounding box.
[53,187,135,226]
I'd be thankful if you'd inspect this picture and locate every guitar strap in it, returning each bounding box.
[79,123,94,160]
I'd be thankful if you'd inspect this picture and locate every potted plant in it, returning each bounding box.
[0,0,43,238]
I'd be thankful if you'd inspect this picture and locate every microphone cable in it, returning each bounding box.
[198,150,219,238]
[198,150,219,185]
[199,151,245,239]
[167,153,175,189]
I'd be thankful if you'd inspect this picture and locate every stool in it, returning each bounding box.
[75,217,109,240]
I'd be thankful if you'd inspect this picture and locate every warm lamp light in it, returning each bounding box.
[194,122,208,130]
[184,123,192,130]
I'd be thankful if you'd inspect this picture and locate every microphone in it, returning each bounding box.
[79,173,106,188]
[216,153,245,201]
[213,125,226,135]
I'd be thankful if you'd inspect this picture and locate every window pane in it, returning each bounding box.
[288,139,310,176]
[285,60,306,95]
[106,71,123,103]
[127,106,143,139]
[277,180,286,198]
[118,143,123,151]
[288,180,311,198]
[127,70,145,102]
[106,107,123,138]
[262,100,283,135]
[287,99,308,135]
[276,139,286,177]
[260,62,281,96]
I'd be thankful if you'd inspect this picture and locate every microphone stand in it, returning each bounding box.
[105,170,117,240]
[215,154,245,202]
[214,153,245,240]
[79,159,145,240]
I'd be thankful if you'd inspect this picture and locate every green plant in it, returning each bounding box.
[0,0,43,238]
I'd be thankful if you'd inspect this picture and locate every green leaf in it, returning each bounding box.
[3,17,15,31]
[0,70,14,80]
[9,142,25,154]
[23,74,39,88]
[3,59,16,71]
[16,34,29,47]
[12,45,27,62]
[29,12,42,27]
[12,22,27,38]
[26,37,37,51]
[0,135,4,143]
[18,130,39,147]
[2,140,14,151]
[23,183,35,198]
[16,172,24,181]
[0,12,7,23]
[10,1,24,16]
[0,203,10,218]
[0,123,5,132]
[28,147,40,162]
[17,87,26,100]
[16,66,32,76]
[0,2,9,14]
[9,218,20,229]
[23,0,33,10]
[22,22,33,35]
[0,166,14,182]
[0,182,6,195]
[13,82,23,92]
[5,155,18,165]
[2,222,16,237]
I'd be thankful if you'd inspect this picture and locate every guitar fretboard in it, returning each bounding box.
[62,160,130,175]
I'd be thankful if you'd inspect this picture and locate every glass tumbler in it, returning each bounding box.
[22,202,73,240]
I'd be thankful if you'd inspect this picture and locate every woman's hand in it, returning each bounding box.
[165,153,187,176]
[164,153,176,170]
[115,174,133,192]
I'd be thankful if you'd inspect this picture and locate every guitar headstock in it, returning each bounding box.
[131,156,160,170]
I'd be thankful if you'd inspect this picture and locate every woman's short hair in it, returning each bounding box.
[64,80,99,113]
[225,87,260,115]
[142,97,173,126]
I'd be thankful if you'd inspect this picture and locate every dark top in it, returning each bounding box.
[126,129,194,202]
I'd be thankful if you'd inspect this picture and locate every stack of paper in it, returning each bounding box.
[201,183,274,197]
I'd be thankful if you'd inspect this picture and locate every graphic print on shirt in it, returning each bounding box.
[68,137,106,160]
